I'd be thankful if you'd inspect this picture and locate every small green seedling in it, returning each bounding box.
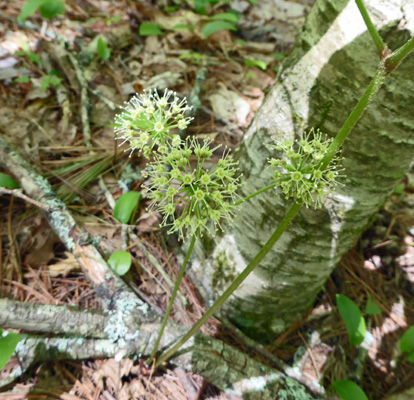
[107,251,132,276]
[18,0,65,22]
[41,71,63,91]
[245,59,267,70]
[0,330,21,371]
[139,23,163,36]
[332,380,368,400]
[97,37,111,61]
[113,191,141,224]
[336,294,366,346]
[0,173,20,189]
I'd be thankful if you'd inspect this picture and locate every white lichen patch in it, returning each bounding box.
[225,372,281,396]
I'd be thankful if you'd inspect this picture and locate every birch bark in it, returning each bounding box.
[190,0,414,341]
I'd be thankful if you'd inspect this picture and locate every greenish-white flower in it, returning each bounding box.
[114,89,193,156]
[144,138,242,240]
[268,128,343,208]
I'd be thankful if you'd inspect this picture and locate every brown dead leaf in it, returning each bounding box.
[47,252,80,277]
[92,358,134,392]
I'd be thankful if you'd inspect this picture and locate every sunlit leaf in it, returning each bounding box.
[244,59,267,70]
[39,0,65,19]
[210,12,240,23]
[18,0,45,22]
[113,191,141,224]
[139,23,163,36]
[332,380,368,400]
[0,332,21,371]
[400,326,414,356]
[365,295,382,315]
[336,294,366,345]
[107,251,132,276]
[0,173,20,189]
[202,21,236,38]
[172,24,194,31]
[97,37,111,61]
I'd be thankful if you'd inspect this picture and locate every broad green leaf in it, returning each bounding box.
[210,12,240,23]
[336,294,366,345]
[408,352,414,362]
[365,295,382,315]
[332,380,368,400]
[97,37,111,61]
[202,21,237,38]
[192,0,209,14]
[172,24,194,31]
[113,191,141,224]
[16,50,41,66]
[39,0,65,19]
[139,23,163,36]
[400,326,414,355]
[14,76,30,83]
[18,0,45,22]
[107,251,132,276]
[0,332,21,371]
[244,59,267,70]
[0,173,20,189]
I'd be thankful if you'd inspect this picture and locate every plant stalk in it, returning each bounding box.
[355,0,386,56]
[155,201,302,368]
[146,232,197,366]
[386,36,414,73]
[234,183,276,206]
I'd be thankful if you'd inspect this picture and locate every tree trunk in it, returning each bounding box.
[190,0,414,341]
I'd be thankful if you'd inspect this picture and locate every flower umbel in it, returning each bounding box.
[268,128,343,208]
[144,138,242,240]
[114,89,193,157]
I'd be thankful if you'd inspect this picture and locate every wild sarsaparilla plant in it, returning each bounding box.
[113,0,414,372]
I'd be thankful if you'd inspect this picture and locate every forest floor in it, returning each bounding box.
[0,0,413,399]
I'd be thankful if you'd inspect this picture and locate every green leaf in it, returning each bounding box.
[400,326,414,355]
[107,251,132,276]
[192,0,209,14]
[332,380,368,400]
[0,173,20,189]
[244,59,267,70]
[0,332,21,371]
[139,23,163,36]
[18,0,45,22]
[172,24,194,31]
[248,0,258,5]
[336,294,366,345]
[39,0,65,19]
[97,37,111,61]
[408,352,414,362]
[202,21,237,38]
[393,184,405,195]
[210,12,240,23]
[271,52,285,62]
[16,50,41,66]
[113,191,141,224]
[14,76,30,83]
[40,74,62,91]
[365,295,382,315]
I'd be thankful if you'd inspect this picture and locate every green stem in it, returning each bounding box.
[355,0,386,56]
[386,36,414,73]
[146,232,197,366]
[320,66,386,170]
[234,183,276,206]
[154,30,414,369]
[155,201,302,368]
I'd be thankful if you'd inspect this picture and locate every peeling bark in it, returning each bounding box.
[191,0,414,341]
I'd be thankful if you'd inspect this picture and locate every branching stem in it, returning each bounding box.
[355,0,387,56]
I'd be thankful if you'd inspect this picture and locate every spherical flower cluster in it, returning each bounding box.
[114,89,193,158]
[268,129,343,208]
[143,138,242,240]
